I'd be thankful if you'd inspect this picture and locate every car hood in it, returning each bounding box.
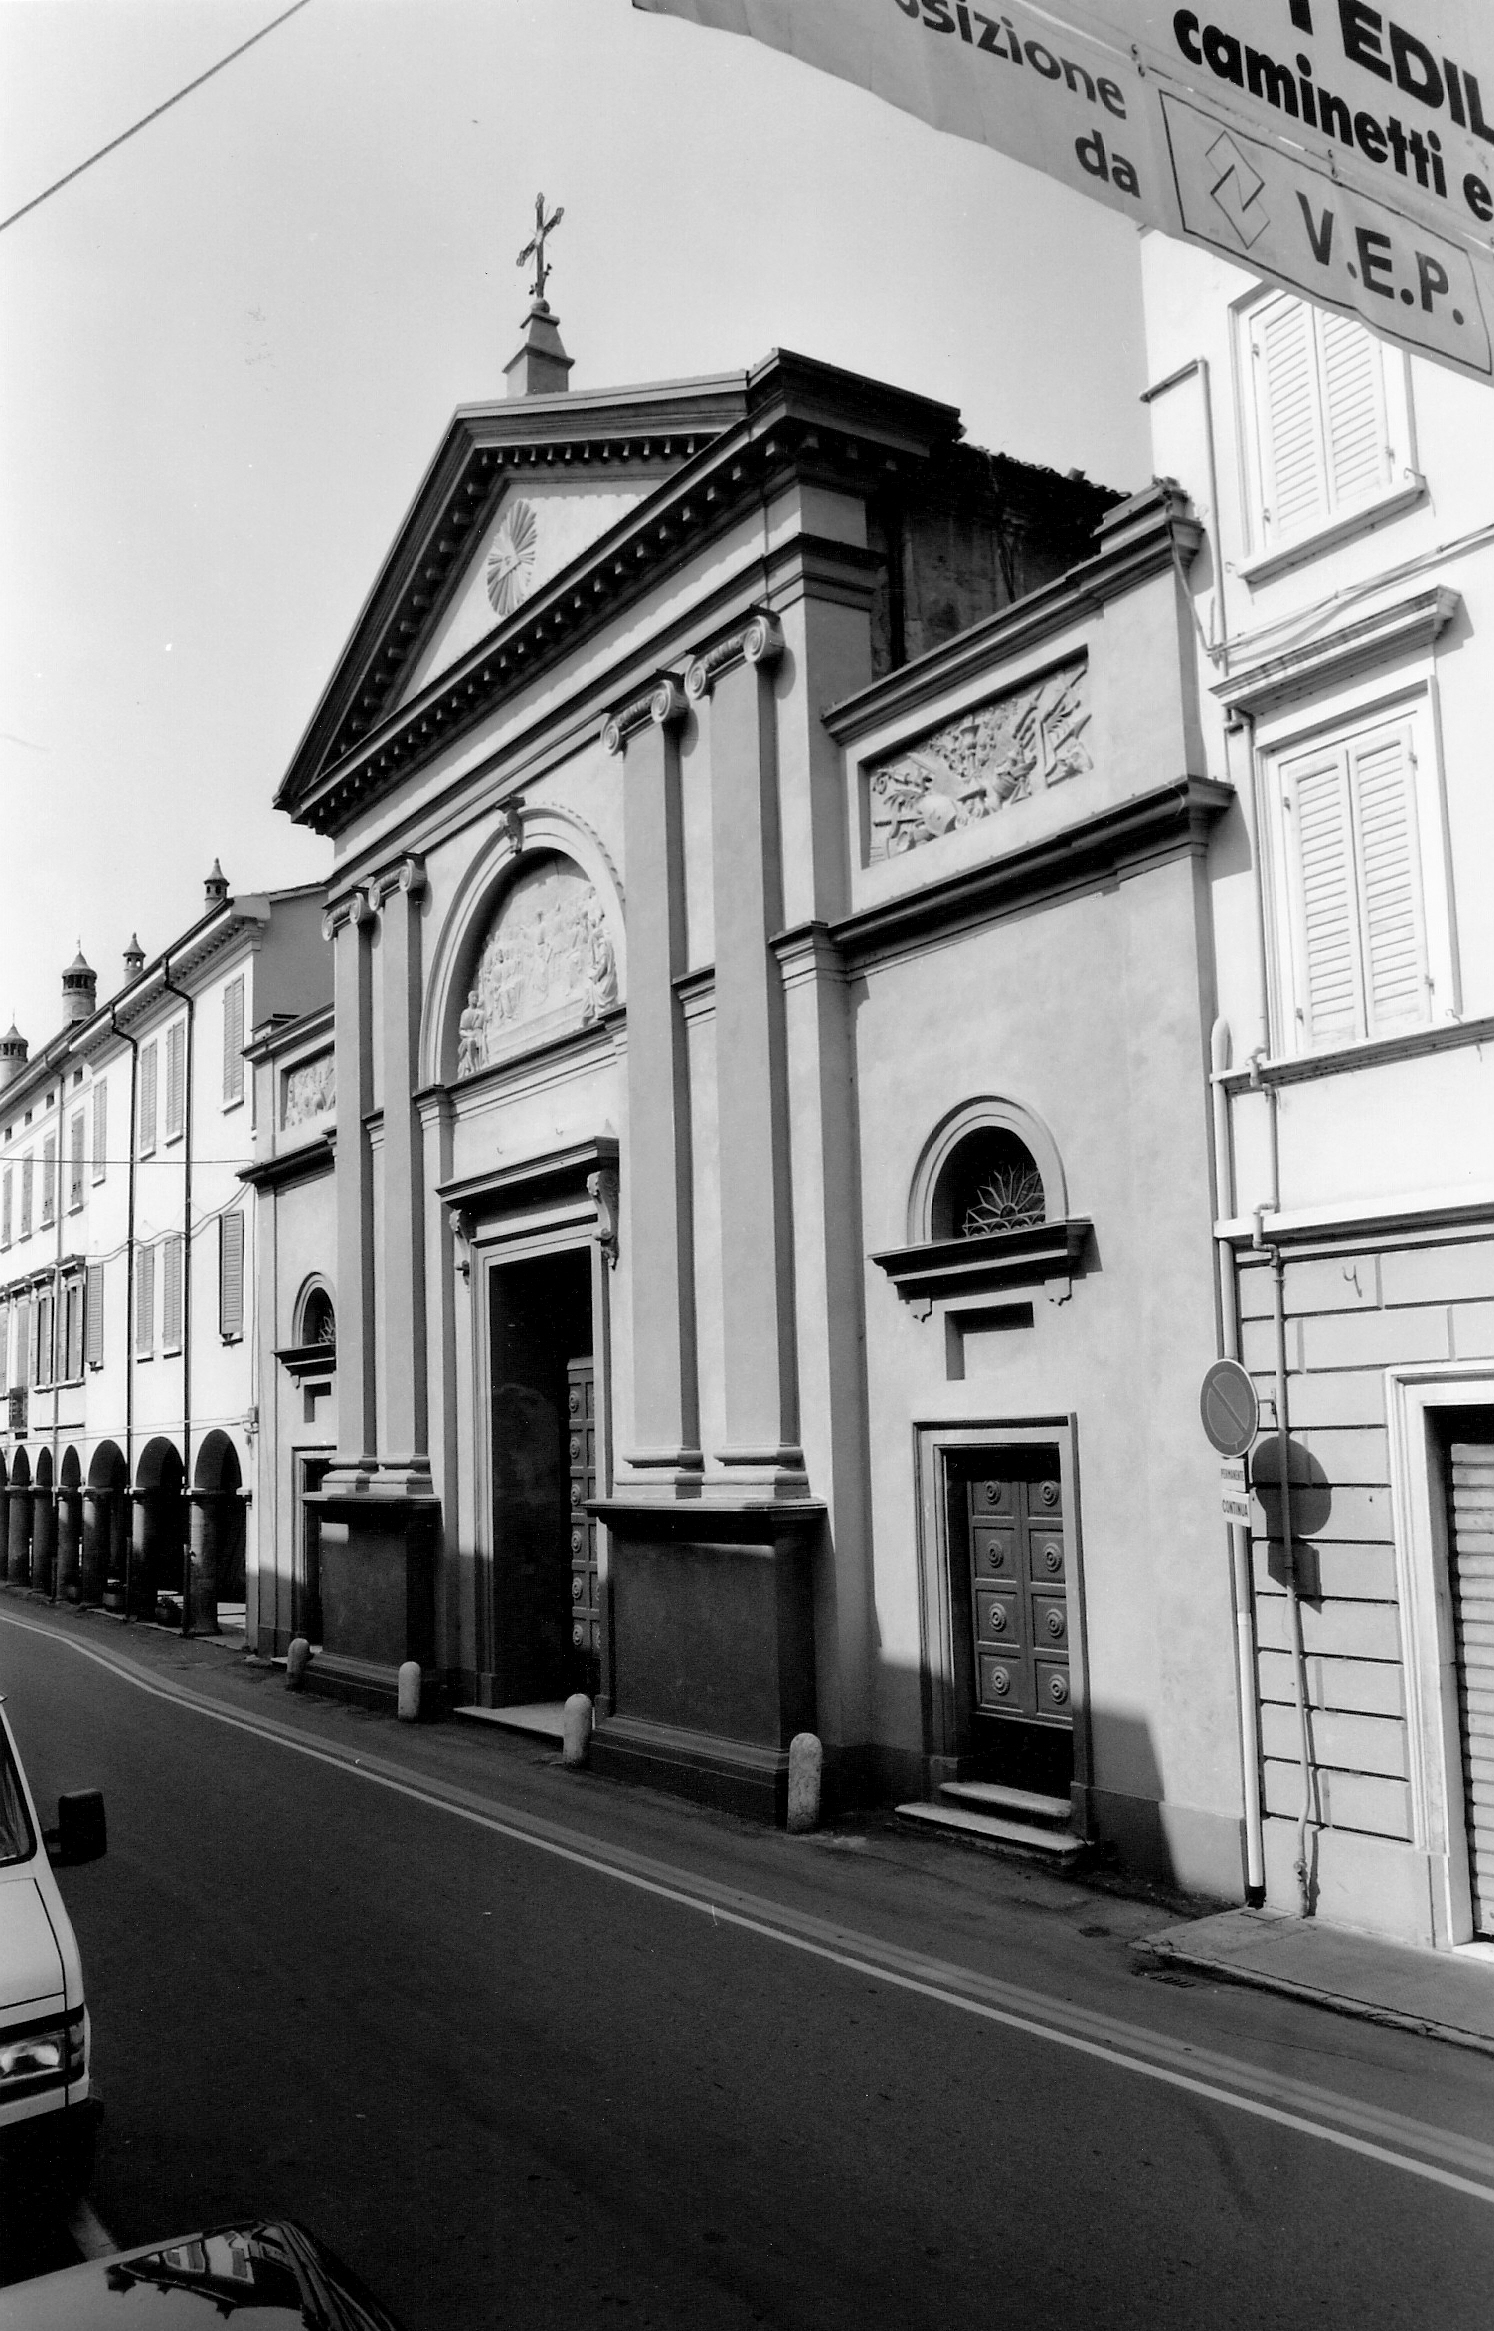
[0,1873,64,2013]
[4,2222,409,2329]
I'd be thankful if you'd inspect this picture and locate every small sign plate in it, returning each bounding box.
[1220,1456,1251,1525]
[1200,1359,1259,1459]
[6,1388,25,1436]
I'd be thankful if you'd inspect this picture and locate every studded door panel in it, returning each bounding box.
[568,1359,599,1687]
[967,1468,1070,1726]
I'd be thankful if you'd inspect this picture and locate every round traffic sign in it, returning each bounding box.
[1200,1359,1259,1458]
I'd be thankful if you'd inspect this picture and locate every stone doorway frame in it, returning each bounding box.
[914,1413,1092,1826]
[445,1142,617,1705]
[1386,1360,1494,1955]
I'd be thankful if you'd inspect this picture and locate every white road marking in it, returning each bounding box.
[65,2198,117,2260]
[7,1608,1494,2210]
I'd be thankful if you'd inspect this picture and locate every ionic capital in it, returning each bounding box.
[684,609,784,703]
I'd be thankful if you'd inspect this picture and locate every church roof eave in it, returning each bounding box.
[277,350,964,840]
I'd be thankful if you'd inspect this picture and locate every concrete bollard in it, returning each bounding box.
[397,1661,422,1723]
[286,1637,311,1691]
[562,1693,593,1768]
[786,1731,823,1833]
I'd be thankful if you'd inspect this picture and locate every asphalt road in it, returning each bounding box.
[2,1608,1493,2329]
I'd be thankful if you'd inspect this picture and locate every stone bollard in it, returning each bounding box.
[286,1637,311,1691]
[562,1693,593,1769]
[786,1731,823,1834]
[397,1660,422,1723]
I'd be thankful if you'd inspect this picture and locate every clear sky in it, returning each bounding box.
[0,0,1150,1051]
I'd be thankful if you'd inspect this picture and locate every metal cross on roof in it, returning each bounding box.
[517,193,564,308]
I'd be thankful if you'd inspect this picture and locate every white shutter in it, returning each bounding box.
[1448,1436,1494,1937]
[65,1279,83,1381]
[15,1297,29,1388]
[92,1077,108,1183]
[163,1235,184,1350]
[0,1304,8,1396]
[136,1243,155,1355]
[1254,296,1328,547]
[220,1210,245,1340]
[1349,723,1428,1034]
[1320,311,1391,509]
[1286,743,1362,1045]
[166,1021,186,1140]
[139,1041,158,1155]
[85,1262,105,1367]
[20,1154,33,1237]
[1,1167,10,1246]
[223,977,245,1105]
[69,1111,85,1209]
[40,1134,56,1225]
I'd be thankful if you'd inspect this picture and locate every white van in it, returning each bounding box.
[0,1696,103,2196]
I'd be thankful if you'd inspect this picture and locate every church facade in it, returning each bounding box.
[259,307,1247,1894]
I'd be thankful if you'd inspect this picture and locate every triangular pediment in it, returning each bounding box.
[395,465,660,710]
[276,371,753,814]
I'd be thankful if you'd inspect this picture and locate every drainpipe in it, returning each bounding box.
[159,961,194,1635]
[1210,1018,1265,1905]
[108,1005,140,1617]
[1251,1062,1315,1919]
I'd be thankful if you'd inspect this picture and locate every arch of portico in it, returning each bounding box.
[190,1431,244,1633]
[82,1442,127,1607]
[56,1447,82,1602]
[30,1449,55,1596]
[132,1437,185,1619]
[6,1447,32,1587]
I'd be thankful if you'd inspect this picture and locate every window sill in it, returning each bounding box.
[1216,1010,1492,1090]
[222,1095,246,1115]
[164,1131,184,1148]
[220,1332,243,1347]
[1238,478,1427,588]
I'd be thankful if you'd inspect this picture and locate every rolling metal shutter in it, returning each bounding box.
[1448,1433,1494,1938]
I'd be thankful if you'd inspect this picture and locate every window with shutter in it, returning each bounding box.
[166,1021,186,1142]
[65,1278,83,1381]
[40,1134,56,1227]
[1,1167,10,1247]
[136,1244,155,1357]
[0,1305,7,1398]
[163,1234,184,1351]
[85,1262,105,1367]
[20,1155,33,1238]
[36,1294,53,1387]
[220,1209,245,1340]
[223,977,245,1106]
[69,1112,85,1210]
[92,1078,108,1184]
[1247,292,1400,558]
[1278,714,1431,1051]
[139,1040,158,1156]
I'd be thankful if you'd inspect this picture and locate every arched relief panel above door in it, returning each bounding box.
[421,799,626,1089]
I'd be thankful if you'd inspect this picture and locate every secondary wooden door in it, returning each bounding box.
[966,1458,1071,1728]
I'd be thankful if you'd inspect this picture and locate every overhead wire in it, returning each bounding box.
[0,0,313,237]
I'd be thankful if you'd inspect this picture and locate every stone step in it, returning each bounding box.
[938,1780,1073,1826]
[895,1799,1088,1868]
[453,1701,566,1743]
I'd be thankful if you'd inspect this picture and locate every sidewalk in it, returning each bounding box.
[1137,1907,1494,2059]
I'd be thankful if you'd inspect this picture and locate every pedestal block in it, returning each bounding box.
[306,1492,440,1707]
[589,1498,822,1823]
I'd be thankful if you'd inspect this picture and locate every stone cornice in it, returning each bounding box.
[239,1134,335,1193]
[828,777,1234,962]
[772,923,847,991]
[1214,584,1461,718]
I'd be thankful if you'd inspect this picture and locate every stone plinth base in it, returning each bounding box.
[589,1497,822,1825]
[305,1487,440,1707]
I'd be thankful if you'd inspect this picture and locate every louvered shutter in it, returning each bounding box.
[220,1210,244,1340]
[136,1244,155,1355]
[1255,296,1328,548]
[0,1305,8,1396]
[1,1168,10,1246]
[139,1041,158,1155]
[36,1294,53,1386]
[69,1111,84,1209]
[85,1262,105,1366]
[92,1078,107,1183]
[65,1279,83,1380]
[163,1234,184,1349]
[1349,723,1428,1034]
[223,977,245,1105]
[166,1021,186,1140]
[1320,311,1392,509]
[20,1155,33,1237]
[40,1134,56,1226]
[1285,743,1362,1045]
[14,1297,29,1388]
[1448,1435,1494,1937]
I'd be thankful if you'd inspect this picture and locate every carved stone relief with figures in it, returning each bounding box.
[866,660,1090,863]
[455,854,618,1080]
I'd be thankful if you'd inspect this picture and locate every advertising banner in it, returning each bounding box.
[634,1,1494,380]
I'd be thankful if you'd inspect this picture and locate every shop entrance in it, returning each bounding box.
[488,1248,594,1709]
[948,1445,1073,1800]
